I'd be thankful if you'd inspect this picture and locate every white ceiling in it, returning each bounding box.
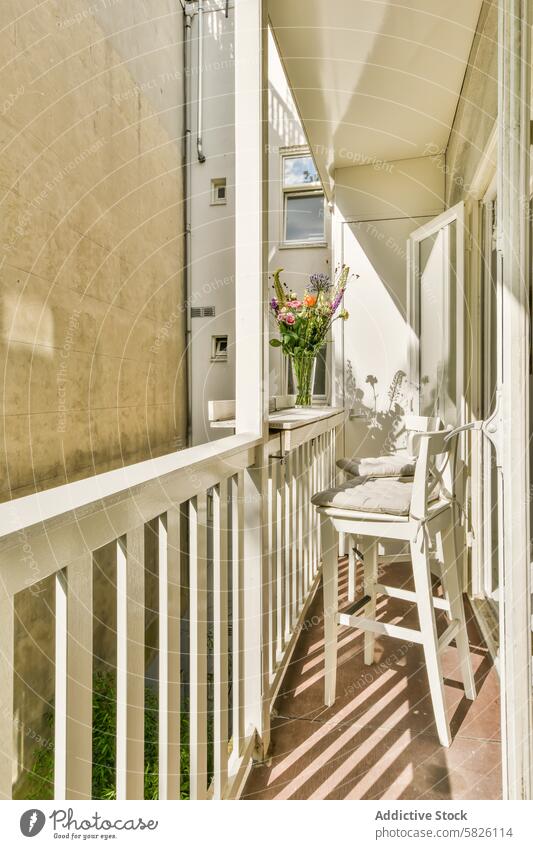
[269,0,483,193]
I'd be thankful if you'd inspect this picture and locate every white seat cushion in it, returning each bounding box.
[337,454,416,478]
[312,476,437,516]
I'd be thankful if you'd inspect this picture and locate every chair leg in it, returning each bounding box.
[440,528,476,701]
[338,531,347,558]
[410,538,451,747]
[321,514,338,707]
[348,535,356,602]
[363,540,377,666]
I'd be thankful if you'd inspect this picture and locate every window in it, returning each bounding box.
[211,334,228,362]
[281,151,325,245]
[211,177,227,205]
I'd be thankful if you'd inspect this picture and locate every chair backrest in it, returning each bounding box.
[404,415,443,434]
[407,420,484,520]
[408,427,457,520]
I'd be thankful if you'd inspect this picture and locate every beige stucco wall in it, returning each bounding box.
[1,0,188,796]
[0,0,187,501]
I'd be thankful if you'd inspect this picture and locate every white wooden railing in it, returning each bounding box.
[0,417,339,801]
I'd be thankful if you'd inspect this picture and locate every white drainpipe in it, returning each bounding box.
[184,2,194,444]
[197,0,206,163]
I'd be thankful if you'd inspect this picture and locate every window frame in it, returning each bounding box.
[280,147,326,248]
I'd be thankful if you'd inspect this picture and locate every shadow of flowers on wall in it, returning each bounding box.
[344,360,418,455]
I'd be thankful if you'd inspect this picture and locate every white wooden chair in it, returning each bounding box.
[312,423,477,748]
[337,416,443,603]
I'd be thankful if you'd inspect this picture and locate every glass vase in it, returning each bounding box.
[290,352,316,407]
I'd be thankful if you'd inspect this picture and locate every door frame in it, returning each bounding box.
[407,202,466,424]
[496,0,532,800]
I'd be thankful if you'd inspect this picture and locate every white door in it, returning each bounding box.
[407,202,465,426]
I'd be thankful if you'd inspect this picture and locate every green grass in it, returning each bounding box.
[25,670,191,800]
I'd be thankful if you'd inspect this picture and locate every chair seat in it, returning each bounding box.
[312,475,438,517]
[337,454,416,478]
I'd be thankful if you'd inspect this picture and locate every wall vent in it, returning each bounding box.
[191,306,216,318]
[211,177,227,205]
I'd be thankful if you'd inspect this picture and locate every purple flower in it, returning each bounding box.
[331,287,345,313]
[270,297,279,312]
[309,272,331,294]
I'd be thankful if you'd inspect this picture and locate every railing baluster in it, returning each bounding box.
[0,590,14,799]
[305,440,311,592]
[291,448,299,625]
[283,453,292,642]
[319,432,324,491]
[66,553,93,799]
[213,481,228,799]
[189,493,208,800]
[298,445,304,612]
[276,456,285,660]
[231,472,245,761]
[116,532,145,800]
[301,443,307,603]
[159,510,181,800]
[267,459,277,682]
[54,570,68,799]
[312,438,318,574]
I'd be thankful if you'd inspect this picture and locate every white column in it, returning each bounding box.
[235,0,269,436]
[497,0,532,800]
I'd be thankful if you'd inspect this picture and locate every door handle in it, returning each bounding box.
[481,389,503,467]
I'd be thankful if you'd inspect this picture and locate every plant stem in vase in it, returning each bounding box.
[291,352,316,407]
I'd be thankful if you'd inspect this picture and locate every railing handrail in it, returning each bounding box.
[0,432,261,541]
[0,433,262,595]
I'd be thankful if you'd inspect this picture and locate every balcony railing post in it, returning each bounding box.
[243,445,270,756]
[65,554,93,800]
[213,480,229,798]
[116,531,145,801]
[189,493,208,800]
[158,510,181,800]
[0,590,14,799]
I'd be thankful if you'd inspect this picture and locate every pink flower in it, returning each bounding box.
[283,312,295,325]
[286,299,302,309]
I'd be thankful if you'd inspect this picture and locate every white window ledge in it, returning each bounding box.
[277,241,328,250]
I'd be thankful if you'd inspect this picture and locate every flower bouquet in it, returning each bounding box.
[269,265,352,406]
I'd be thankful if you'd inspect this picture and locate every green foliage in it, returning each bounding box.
[25,670,191,800]
[24,714,54,800]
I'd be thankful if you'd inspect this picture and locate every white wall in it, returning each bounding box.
[333,155,445,458]
[267,29,332,398]
[189,1,236,446]
[189,15,332,444]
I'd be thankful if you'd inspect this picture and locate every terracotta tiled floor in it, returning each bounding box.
[243,558,501,800]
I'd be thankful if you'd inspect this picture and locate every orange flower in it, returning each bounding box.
[304,293,317,307]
